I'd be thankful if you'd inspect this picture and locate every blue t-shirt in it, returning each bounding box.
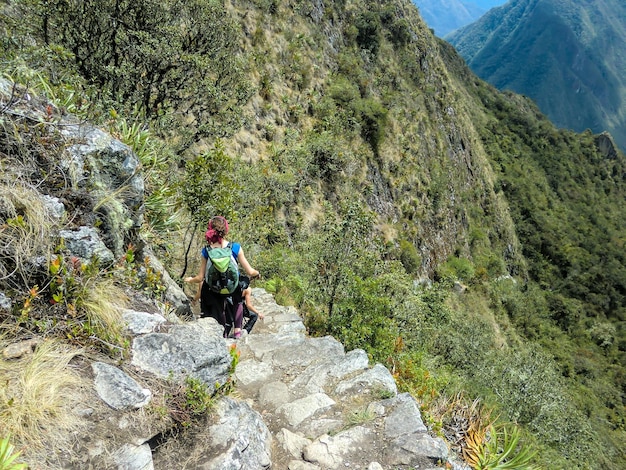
[202,242,241,261]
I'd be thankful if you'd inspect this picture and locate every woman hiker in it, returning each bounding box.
[185,216,259,338]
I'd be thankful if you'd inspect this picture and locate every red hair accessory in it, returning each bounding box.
[205,216,229,243]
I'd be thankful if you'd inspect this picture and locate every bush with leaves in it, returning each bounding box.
[181,140,239,227]
[14,0,252,152]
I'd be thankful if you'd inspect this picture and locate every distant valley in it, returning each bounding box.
[446,0,626,152]
[413,0,508,36]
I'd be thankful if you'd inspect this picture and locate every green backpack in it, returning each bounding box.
[205,242,239,295]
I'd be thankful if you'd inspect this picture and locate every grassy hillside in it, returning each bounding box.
[1,0,625,468]
[446,0,626,153]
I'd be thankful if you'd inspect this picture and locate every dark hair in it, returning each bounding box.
[239,275,250,290]
[205,216,229,243]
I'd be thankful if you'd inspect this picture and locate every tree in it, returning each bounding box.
[23,0,252,153]
[180,140,238,227]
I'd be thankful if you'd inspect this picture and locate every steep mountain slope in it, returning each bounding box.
[1,0,625,468]
[446,0,626,152]
[413,0,487,36]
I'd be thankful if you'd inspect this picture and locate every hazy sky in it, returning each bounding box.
[471,0,508,8]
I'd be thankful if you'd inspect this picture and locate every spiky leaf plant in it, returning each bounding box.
[0,435,27,470]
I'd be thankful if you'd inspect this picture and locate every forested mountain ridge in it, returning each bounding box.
[446,0,626,153]
[412,0,487,36]
[1,0,625,468]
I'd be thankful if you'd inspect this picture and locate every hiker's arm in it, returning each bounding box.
[184,257,207,284]
[193,282,202,303]
[237,247,260,278]
[244,289,263,319]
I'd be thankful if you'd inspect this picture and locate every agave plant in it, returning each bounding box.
[0,435,27,470]
[469,424,540,470]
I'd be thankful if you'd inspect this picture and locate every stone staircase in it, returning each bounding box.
[87,286,467,470]
[228,288,456,470]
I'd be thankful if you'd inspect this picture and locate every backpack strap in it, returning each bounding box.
[231,242,241,260]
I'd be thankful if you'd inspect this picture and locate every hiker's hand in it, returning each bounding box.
[184,276,194,283]
[251,270,261,280]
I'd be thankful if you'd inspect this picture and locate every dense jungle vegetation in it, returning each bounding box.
[1,0,624,468]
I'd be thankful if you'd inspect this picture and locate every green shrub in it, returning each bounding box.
[354,11,381,55]
[356,98,388,155]
[399,239,421,274]
[468,424,539,470]
[180,140,238,226]
[437,256,475,282]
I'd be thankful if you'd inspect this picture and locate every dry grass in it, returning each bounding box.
[79,277,130,351]
[0,339,86,448]
[429,391,495,464]
[0,178,56,290]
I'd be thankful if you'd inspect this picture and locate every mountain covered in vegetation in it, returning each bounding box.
[1,0,625,468]
[413,0,507,36]
[413,0,486,36]
[446,0,626,152]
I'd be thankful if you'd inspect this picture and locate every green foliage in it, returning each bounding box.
[183,376,214,417]
[471,424,539,470]
[330,275,399,360]
[303,131,348,184]
[356,98,388,155]
[16,0,252,152]
[0,435,27,470]
[354,11,382,55]
[386,18,412,47]
[3,0,626,467]
[110,118,182,235]
[399,239,421,274]
[304,200,377,320]
[391,350,449,402]
[166,376,215,427]
[180,140,239,226]
[436,256,475,283]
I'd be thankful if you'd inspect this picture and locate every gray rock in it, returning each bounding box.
[291,349,370,394]
[198,398,271,469]
[143,247,191,319]
[386,433,449,466]
[235,359,274,386]
[335,363,398,396]
[0,292,11,310]
[380,393,448,467]
[92,362,151,410]
[41,195,66,221]
[245,331,307,361]
[59,226,115,265]
[111,443,154,470]
[2,338,40,359]
[122,309,166,335]
[130,318,230,392]
[57,122,144,260]
[270,336,344,368]
[303,427,375,469]
[276,428,312,458]
[382,393,427,436]
[298,418,344,439]
[277,393,336,427]
[258,381,292,409]
[289,461,320,470]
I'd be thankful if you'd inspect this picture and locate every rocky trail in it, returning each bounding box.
[12,284,464,469]
[152,287,457,470]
